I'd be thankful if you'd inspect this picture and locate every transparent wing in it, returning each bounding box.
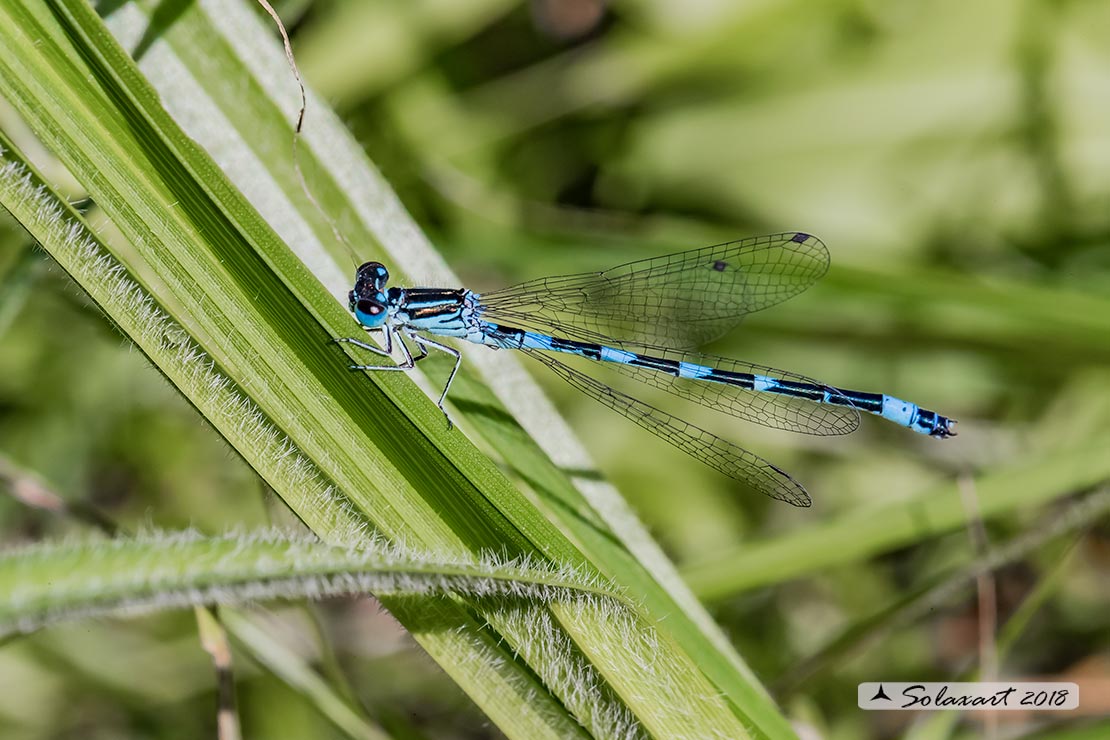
[479,232,828,349]
[525,350,812,506]
[593,345,861,436]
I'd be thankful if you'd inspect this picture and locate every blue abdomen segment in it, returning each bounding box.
[481,323,956,438]
[826,389,956,438]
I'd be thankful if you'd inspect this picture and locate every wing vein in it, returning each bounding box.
[524,349,812,506]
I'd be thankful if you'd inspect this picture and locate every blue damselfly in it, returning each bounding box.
[337,232,955,506]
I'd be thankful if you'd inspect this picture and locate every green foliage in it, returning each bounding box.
[1,0,1108,738]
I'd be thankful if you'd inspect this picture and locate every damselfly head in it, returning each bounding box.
[350,262,392,328]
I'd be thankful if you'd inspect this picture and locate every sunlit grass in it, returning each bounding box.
[1,0,1108,738]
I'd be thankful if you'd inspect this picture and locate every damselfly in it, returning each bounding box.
[337,232,956,507]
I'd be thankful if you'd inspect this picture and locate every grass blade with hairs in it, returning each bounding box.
[0,1,794,737]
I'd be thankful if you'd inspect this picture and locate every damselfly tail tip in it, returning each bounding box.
[933,417,957,439]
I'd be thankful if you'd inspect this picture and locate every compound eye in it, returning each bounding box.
[356,261,389,289]
[357,299,384,315]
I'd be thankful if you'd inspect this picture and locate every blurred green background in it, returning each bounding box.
[2,0,1109,737]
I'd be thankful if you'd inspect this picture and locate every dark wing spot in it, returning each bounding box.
[712,260,728,272]
[791,232,810,243]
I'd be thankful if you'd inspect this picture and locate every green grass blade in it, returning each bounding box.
[0,125,596,738]
[105,0,800,735]
[682,434,1110,600]
[0,2,790,737]
[121,2,796,732]
[0,528,622,638]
